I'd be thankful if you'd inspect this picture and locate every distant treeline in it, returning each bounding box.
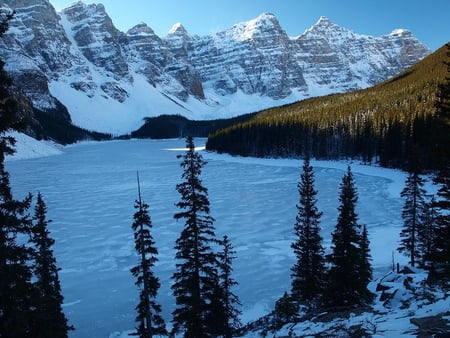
[130,113,256,139]
[206,44,450,171]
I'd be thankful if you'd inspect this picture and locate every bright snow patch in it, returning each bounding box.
[4,131,62,161]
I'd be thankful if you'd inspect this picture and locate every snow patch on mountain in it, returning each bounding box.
[0,1,431,134]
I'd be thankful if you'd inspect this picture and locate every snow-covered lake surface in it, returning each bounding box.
[5,138,409,337]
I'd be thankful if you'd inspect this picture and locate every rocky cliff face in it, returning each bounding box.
[0,0,431,133]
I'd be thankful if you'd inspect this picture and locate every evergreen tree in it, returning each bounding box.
[325,166,372,307]
[215,235,242,338]
[130,173,167,337]
[398,165,427,267]
[0,10,37,336]
[419,197,438,268]
[0,162,35,336]
[171,136,220,337]
[358,225,374,302]
[290,155,326,306]
[30,192,73,337]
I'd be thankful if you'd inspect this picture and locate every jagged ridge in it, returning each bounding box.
[0,0,430,134]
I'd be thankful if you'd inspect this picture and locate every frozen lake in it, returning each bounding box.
[6,138,406,337]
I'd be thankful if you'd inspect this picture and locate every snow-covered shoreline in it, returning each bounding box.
[4,132,63,161]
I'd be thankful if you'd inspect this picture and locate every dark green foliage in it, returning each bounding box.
[206,45,450,170]
[130,174,167,337]
[290,156,326,306]
[0,162,35,337]
[214,235,242,338]
[171,136,220,337]
[0,12,73,336]
[30,192,73,337]
[272,292,299,332]
[325,166,373,307]
[430,45,450,281]
[419,197,438,269]
[130,113,256,139]
[0,11,36,336]
[359,225,373,302]
[33,110,112,145]
[398,169,427,268]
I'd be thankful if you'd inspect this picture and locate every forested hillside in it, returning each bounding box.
[207,44,450,170]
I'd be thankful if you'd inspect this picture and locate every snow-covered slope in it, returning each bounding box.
[0,1,430,134]
[4,131,62,160]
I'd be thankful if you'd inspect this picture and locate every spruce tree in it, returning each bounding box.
[358,225,374,302]
[290,155,326,306]
[398,166,427,267]
[171,136,220,337]
[0,9,37,336]
[0,162,35,336]
[215,235,242,338]
[130,173,167,338]
[419,197,437,269]
[30,192,73,337]
[325,166,372,307]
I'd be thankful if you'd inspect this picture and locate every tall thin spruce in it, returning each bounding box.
[325,166,373,307]
[290,155,326,307]
[171,136,220,338]
[0,9,38,336]
[30,192,73,337]
[216,235,242,337]
[130,172,167,337]
[398,163,427,268]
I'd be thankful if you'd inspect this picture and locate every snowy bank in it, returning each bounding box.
[4,132,63,161]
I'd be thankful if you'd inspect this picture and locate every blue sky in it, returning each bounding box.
[50,0,449,51]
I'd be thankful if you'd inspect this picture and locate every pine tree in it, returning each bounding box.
[0,9,37,336]
[215,235,242,338]
[419,197,438,268]
[358,225,374,302]
[290,155,326,306]
[0,162,35,336]
[130,173,167,338]
[30,192,73,337]
[398,167,427,267]
[171,136,220,337]
[325,166,372,307]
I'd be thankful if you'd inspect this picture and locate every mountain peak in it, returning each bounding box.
[316,16,333,26]
[389,28,412,38]
[227,12,285,42]
[127,23,156,36]
[168,22,188,36]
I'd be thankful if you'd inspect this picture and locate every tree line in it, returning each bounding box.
[206,44,450,171]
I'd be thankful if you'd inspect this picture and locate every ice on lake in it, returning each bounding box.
[5,138,407,337]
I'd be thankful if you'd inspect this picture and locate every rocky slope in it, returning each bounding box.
[0,0,430,134]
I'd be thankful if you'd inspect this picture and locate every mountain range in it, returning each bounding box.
[0,0,430,134]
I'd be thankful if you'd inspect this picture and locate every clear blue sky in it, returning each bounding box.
[49,0,449,51]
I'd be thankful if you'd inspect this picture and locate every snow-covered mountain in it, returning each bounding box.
[0,0,430,134]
